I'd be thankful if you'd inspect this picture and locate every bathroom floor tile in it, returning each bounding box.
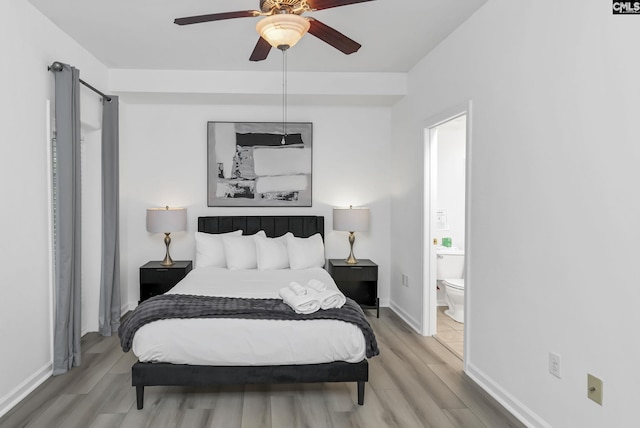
[436,306,464,359]
[435,329,462,342]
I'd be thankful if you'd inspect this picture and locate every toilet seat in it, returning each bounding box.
[442,278,464,290]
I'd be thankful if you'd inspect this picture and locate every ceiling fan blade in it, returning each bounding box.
[174,10,258,26]
[307,19,361,55]
[250,37,272,62]
[306,0,375,11]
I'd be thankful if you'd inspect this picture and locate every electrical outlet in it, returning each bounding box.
[587,374,603,405]
[401,274,409,287]
[549,352,561,378]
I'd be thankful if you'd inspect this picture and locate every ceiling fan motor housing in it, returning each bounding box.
[260,0,309,14]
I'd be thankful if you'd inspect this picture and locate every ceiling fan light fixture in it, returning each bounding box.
[256,14,310,50]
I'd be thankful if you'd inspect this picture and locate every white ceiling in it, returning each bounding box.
[27,0,487,73]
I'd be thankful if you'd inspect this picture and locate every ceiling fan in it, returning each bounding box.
[174,0,375,61]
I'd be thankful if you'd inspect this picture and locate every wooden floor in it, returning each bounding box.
[0,308,525,428]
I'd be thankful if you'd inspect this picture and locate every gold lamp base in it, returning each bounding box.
[345,231,359,264]
[161,232,175,266]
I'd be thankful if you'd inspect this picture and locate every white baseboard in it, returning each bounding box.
[465,362,550,428]
[0,361,52,419]
[388,299,422,334]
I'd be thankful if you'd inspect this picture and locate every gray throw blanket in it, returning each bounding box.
[118,294,379,359]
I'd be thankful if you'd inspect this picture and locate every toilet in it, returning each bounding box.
[436,248,465,323]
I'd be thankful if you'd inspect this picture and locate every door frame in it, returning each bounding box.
[422,101,473,367]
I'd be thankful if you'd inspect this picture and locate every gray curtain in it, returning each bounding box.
[52,63,82,375]
[99,96,121,336]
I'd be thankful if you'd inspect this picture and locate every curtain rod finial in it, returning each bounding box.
[48,61,64,72]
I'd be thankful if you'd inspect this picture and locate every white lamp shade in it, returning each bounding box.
[333,207,370,232]
[146,207,187,233]
[256,14,310,49]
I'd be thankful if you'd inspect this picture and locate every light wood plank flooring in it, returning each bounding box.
[0,309,525,428]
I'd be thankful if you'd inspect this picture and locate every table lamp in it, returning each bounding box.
[333,206,370,264]
[146,206,187,266]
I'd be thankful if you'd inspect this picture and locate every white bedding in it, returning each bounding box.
[132,267,367,366]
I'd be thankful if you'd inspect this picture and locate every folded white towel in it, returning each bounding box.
[279,287,321,314]
[317,290,347,310]
[288,281,307,296]
[306,279,327,292]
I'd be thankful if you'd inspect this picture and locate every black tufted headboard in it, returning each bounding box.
[197,216,324,239]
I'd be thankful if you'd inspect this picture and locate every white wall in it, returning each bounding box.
[435,122,466,249]
[390,0,640,426]
[119,101,392,310]
[0,0,108,417]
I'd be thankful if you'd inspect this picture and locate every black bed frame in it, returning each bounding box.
[132,216,369,409]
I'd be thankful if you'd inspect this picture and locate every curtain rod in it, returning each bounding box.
[79,78,111,102]
[48,61,112,102]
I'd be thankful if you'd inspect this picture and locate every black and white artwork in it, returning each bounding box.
[207,122,312,207]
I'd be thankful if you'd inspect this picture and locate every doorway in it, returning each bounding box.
[423,105,471,364]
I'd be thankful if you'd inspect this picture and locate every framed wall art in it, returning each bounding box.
[207,122,312,207]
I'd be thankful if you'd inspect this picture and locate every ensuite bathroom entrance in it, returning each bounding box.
[424,112,468,360]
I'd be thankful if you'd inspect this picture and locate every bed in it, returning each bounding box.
[123,215,375,409]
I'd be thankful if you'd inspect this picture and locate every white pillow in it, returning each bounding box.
[222,231,266,270]
[195,230,242,268]
[255,233,293,270]
[287,233,325,270]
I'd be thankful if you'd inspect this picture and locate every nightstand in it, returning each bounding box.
[327,259,379,318]
[139,260,193,303]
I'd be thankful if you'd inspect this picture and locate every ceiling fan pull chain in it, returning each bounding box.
[281,47,288,144]
[284,48,288,138]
